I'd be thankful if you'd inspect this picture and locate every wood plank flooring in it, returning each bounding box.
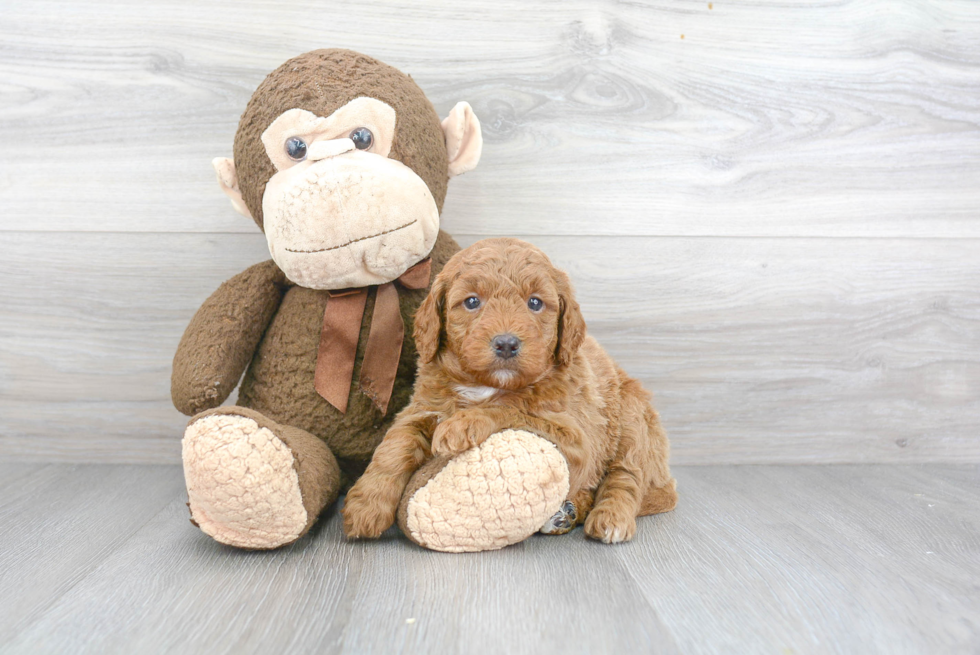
[3,232,978,465]
[1,1,979,238]
[0,464,976,654]
[1,0,979,465]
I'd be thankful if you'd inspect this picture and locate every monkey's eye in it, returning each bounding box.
[284,137,307,161]
[350,127,374,150]
[528,297,544,312]
[463,296,481,311]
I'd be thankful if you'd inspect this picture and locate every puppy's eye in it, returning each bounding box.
[285,137,307,161]
[463,296,481,311]
[527,297,544,312]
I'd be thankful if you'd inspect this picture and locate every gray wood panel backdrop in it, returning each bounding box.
[1,0,978,465]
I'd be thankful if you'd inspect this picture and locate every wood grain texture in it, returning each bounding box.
[0,465,184,644]
[1,464,977,654]
[0,0,978,237]
[619,465,980,654]
[1,0,978,464]
[2,232,977,464]
[0,463,48,491]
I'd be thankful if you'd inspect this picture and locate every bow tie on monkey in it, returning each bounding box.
[210,53,482,414]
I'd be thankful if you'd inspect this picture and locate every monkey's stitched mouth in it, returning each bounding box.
[285,219,418,254]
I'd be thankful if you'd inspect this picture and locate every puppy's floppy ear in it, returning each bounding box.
[554,269,586,368]
[414,273,449,364]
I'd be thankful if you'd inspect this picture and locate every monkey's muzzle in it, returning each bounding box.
[262,152,440,290]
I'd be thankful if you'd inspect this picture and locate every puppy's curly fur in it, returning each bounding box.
[343,238,676,544]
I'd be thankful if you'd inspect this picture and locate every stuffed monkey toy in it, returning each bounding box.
[173,49,569,552]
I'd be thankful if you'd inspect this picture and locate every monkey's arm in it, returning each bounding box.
[171,260,290,416]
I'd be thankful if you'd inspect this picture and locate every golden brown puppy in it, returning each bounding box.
[343,238,677,543]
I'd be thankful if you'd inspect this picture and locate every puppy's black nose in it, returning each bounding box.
[491,334,521,359]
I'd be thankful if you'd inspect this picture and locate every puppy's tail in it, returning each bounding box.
[639,478,678,516]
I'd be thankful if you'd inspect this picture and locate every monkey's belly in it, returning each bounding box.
[236,286,411,463]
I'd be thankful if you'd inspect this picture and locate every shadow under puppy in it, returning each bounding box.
[343,237,677,544]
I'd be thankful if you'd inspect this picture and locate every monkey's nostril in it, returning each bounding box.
[491,334,521,359]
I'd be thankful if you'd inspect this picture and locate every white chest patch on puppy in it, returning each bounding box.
[454,384,500,403]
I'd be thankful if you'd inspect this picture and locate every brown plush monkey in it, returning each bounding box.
[171,49,482,549]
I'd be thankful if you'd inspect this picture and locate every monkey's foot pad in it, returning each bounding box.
[182,414,307,550]
[398,430,569,553]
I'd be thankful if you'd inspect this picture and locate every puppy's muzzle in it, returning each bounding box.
[491,333,521,359]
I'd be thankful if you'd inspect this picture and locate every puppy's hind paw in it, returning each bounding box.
[584,505,637,544]
[540,500,577,535]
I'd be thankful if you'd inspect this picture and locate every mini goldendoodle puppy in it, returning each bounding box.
[343,238,677,543]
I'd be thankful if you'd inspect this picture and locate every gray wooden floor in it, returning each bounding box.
[1,464,977,655]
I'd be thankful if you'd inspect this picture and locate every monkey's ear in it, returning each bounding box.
[441,102,483,177]
[212,157,253,219]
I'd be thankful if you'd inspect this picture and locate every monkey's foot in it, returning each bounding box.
[397,430,569,552]
[182,407,340,550]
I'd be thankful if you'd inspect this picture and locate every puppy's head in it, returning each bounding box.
[414,238,586,388]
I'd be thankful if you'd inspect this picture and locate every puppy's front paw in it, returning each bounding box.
[342,484,395,539]
[431,412,494,456]
[584,503,637,544]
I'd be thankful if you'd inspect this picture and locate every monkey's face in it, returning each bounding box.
[214,50,483,291]
[258,98,439,290]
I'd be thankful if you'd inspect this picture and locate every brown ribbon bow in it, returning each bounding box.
[314,258,432,415]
